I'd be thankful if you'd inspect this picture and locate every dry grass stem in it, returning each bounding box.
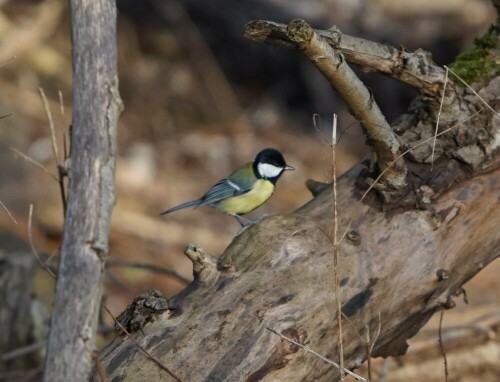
[438,310,449,382]
[431,67,449,170]
[28,204,56,279]
[266,327,368,382]
[0,200,18,224]
[38,87,60,163]
[58,90,69,159]
[0,56,16,68]
[10,147,58,181]
[0,340,46,362]
[331,114,345,381]
[445,65,500,118]
[366,311,382,382]
[93,352,109,382]
[101,304,184,382]
[341,310,381,381]
[312,114,333,182]
[40,87,68,214]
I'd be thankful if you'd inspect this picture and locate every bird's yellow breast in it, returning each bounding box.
[214,179,274,215]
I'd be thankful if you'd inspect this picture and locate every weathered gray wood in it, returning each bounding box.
[42,1,122,381]
[93,16,499,382]
[94,163,499,381]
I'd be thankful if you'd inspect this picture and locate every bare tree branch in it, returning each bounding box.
[244,20,467,122]
[285,19,407,191]
[43,1,123,381]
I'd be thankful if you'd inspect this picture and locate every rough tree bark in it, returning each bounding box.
[43,1,122,381]
[94,17,498,382]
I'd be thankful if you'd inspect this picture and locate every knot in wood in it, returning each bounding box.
[347,230,361,245]
[436,268,450,281]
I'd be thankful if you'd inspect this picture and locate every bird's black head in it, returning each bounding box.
[253,148,294,183]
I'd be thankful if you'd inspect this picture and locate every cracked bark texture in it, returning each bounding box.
[43,1,123,381]
[96,162,499,382]
[93,17,499,382]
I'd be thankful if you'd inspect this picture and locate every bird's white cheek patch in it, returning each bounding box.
[258,163,283,178]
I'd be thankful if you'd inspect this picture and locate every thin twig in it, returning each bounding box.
[445,65,500,118]
[38,88,60,163]
[0,56,16,68]
[368,311,382,357]
[336,120,359,145]
[57,169,67,216]
[28,204,56,278]
[313,114,332,182]
[0,200,18,224]
[40,87,68,214]
[331,114,345,381]
[340,312,364,343]
[0,112,13,120]
[366,311,382,382]
[107,259,190,284]
[93,352,109,382]
[101,304,184,382]
[341,309,381,382]
[58,90,69,160]
[266,327,368,382]
[1,340,46,361]
[106,269,137,295]
[10,147,58,181]
[431,67,449,171]
[339,108,484,244]
[438,310,449,382]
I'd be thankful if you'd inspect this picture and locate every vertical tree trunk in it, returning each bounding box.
[43,1,122,381]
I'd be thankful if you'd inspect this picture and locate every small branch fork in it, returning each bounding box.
[244,19,476,198]
[279,20,407,191]
[244,20,463,119]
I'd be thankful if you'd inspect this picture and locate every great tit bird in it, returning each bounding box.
[161,148,294,226]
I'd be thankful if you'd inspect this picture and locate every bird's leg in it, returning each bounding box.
[233,214,270,236]
[233,214,253,227]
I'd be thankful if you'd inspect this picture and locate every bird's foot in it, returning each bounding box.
[233,215,254,227]
[234,214,269,236]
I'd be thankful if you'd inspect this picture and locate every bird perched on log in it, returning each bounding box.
[161,148,294,227]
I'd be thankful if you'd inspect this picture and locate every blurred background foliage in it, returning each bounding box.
[0,0,498,381]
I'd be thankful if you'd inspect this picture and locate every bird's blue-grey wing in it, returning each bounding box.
[161,162,256,214]
[199,178,253,206]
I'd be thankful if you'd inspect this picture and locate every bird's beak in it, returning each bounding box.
[284,165,295,171]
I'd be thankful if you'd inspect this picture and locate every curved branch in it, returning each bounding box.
[286,19,407,190]
[244,20,467,122]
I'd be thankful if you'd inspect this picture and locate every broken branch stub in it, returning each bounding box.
[286,19,407,191]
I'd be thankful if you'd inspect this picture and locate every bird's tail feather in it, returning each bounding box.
[160,199,202,215]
